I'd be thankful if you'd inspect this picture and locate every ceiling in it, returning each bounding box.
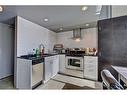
[0,6,101,32]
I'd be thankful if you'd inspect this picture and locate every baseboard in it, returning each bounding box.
[0,74,13,80]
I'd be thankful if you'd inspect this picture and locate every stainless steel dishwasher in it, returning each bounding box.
[32,58,44,89]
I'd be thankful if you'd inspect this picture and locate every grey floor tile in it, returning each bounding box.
[0,76,14,89]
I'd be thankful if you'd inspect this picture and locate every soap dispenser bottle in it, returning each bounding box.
[35,48,40,57]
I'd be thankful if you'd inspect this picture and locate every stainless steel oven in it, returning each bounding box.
[65,56,83,71]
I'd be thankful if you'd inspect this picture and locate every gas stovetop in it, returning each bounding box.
[66,54,85,57]
[65,48,85,57]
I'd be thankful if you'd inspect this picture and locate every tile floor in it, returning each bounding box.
[36,79,65,89]
[0,74,102,90]
[0,76,14,89]
[36,74,102,90]
[52,74,102,89]
[60,68,84,78]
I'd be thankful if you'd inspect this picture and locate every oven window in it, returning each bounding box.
[68,59,80,67]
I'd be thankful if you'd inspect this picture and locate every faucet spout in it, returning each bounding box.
[39,44,45,54]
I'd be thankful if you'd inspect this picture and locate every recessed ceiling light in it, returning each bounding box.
[59,28,63,31]
[85,24,89,26]
[81,6,88,11]
[0,6,3,12]
[43,18,48,22]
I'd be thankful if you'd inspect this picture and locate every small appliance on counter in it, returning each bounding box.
[85,48,97,56]
[53,44,65,54]
[65,48,86,57]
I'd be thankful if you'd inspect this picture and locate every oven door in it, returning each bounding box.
[65,56,83,71]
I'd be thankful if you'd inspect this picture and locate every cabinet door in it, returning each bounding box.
[84,63,98,80]
[84,56,98,80]
[98,19,113,81]
[98,19,113,63]
[98,16,127,82]
[112,16,127,67]
[44,60,52,83]
[59,55,65,73]
[32,63,43,87]
[52,55,59,77]
[16,58,32,89]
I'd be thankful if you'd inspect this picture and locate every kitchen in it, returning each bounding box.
[15,16,98,89]
[0,5,127,90]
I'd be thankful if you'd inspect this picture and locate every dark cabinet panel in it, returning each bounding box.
[112,16,127,66]
[98,19,113,81]
[98,19,113,63]
[98,15,127,81]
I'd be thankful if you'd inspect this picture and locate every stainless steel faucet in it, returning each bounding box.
[39,43,45,54]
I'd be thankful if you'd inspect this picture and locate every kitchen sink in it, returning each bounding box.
[19,53,57,60]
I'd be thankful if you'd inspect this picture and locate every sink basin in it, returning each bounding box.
[19,53,57,60]
[42,53,49,55]
[20,54,42,59]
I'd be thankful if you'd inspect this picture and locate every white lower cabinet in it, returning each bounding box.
[44,55,59,83]
[84,56,98,81]
[32,63,43,87]
[52,55,59,77]
[44,57,52,83]
[59,54,65,73]
[16,58,44,89]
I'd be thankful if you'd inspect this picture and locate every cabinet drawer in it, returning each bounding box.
[52,55,58,60]
[85,63,95,68]
[86,60,96,64]
[84,73,97,80]
[84,63,98,80]
[84,56,98,64]
[45,56,53,61]
[45,55,58,61]
[84,68,97,74]
[84,69,98,80]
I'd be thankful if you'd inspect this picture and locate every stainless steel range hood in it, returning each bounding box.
[72,28,82,41]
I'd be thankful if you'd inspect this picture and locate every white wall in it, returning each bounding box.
[17,16,97,56]
[56,28,98,48]
[0,23,14,79]
[112,6,127,17]
[17,16,56,57]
